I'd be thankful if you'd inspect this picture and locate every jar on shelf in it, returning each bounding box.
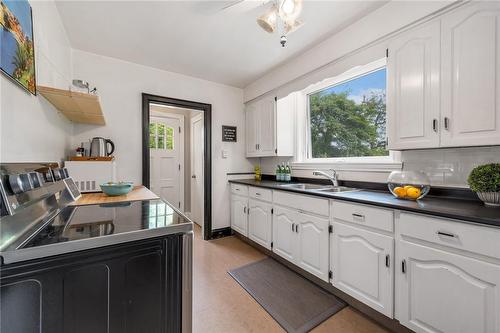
[387,171,430,200]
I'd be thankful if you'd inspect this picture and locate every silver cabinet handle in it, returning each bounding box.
[432,119,438,132]
[437,230,457,239]
[291,223,295,232]
[402,259,407,274]
[295,224,299,233]
[385,254,390,268]
[444,117,450,130]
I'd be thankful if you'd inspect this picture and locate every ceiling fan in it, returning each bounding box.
[221,0,305,47]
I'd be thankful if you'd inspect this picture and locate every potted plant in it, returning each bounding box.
[467,163,500,206]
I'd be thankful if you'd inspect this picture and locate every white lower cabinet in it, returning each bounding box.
[296,213,330,282]
[272,206,329,282]
[331,222,394,317]
[230,194,248,236]
[396,239,500,333]
[272,206,298,262]
[248,198,273,250]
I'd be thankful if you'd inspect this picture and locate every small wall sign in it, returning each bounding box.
[222,125,237,142]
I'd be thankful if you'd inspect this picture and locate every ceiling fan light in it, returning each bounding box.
[284,19,304,34]
[257,5,277,33]
[279,0,302,21]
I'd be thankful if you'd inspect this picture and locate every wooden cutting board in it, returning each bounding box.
[71,186,159,206]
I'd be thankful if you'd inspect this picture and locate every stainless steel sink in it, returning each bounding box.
[278,183,333,191]
[314,186,359,193]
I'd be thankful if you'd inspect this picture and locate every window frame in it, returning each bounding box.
[302,58,398,164]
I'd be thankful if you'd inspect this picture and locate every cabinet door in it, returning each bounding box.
[231,194,248,236]
[272,206,298,263]
[441,3,500,147]
[248,199,272,250]
[387,20,441,150]
[331,222,394,317]
[397,240,500,333]
[245,103,259,157]
[257,97,277,156]
[296,213,329,281]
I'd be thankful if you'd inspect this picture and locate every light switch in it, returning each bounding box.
[221,150,229,158]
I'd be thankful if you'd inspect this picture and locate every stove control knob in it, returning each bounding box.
[61,168,69,179]
[29,172,43,188]
[8,173,33,194]
[52,169,62,181]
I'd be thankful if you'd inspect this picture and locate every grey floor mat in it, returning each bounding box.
[228,258,346,333]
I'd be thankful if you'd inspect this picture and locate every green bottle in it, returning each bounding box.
[276,164,281,181]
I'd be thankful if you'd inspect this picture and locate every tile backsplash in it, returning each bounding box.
[402,146,500,188]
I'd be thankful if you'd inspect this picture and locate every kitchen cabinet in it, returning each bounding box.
[331,222,394,317]
[296,212,329,282]
[396,240,500,333]
[387,21,441,150]
[231,194,248,236]
[272,206,298,262]
[248,198,273,249]
[440,2,500,147]
[245,94,294,157]
[387,2,500,150]
[0,237,183,333]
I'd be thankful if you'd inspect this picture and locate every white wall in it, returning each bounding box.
[0,0,73,162]
[71,49,253,230]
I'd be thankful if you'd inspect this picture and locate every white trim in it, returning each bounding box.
[190,113,204,229]
[302,58,387,95]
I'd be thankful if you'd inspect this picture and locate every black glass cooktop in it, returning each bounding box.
[22,199,190,248]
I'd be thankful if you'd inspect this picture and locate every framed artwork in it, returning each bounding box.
[0,0,36,95]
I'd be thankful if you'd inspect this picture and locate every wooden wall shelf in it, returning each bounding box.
[38,86,106,125]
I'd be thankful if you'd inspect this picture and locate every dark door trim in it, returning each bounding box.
[142,93,212,240]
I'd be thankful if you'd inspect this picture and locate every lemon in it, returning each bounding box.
[406,187,422,199]
[404,185,415,191]
[393,187,407,198]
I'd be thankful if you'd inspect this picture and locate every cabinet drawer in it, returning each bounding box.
[398,212,500,259]
[231,184,248,196]
[331,201,393,232]
[248,187,272,202]
[273,190,329,217]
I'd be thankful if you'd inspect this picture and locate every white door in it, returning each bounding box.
[331,222,394,317]
[258,97,277,156]
[387,20,441,150]
[397,240,500,333]
[441,2,500,147]
[190,114,204,226]
[272,206,298,263]
[248,199,272,250]
[230,194,248,236]
[245,103,259,157]
[150,116,183,209]
[296,212,329,282]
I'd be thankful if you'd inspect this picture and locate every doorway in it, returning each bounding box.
[142,93,212,240]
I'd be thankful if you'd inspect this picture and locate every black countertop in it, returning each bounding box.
[229,179,500,228]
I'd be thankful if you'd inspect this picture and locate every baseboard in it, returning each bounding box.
[210,227,232,239]
[232,229,413,333]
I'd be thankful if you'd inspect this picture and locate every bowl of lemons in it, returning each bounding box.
[387,171,430,201]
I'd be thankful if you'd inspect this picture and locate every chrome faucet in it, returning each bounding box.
[313,169,339,187]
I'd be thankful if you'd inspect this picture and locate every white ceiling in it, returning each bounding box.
[56,1,387,88]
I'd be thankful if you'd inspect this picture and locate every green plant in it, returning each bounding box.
[467,163,500,192]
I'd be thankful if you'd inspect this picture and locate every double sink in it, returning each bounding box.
[277,183,358,194]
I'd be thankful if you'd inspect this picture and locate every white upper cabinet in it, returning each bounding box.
[397,240,500,333]
[387,2,500,150]
[245,94,294,158]
[387,21,441,150]
[441,2,500,147]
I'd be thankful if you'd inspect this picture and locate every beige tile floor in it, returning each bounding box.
[192,225,389,333]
